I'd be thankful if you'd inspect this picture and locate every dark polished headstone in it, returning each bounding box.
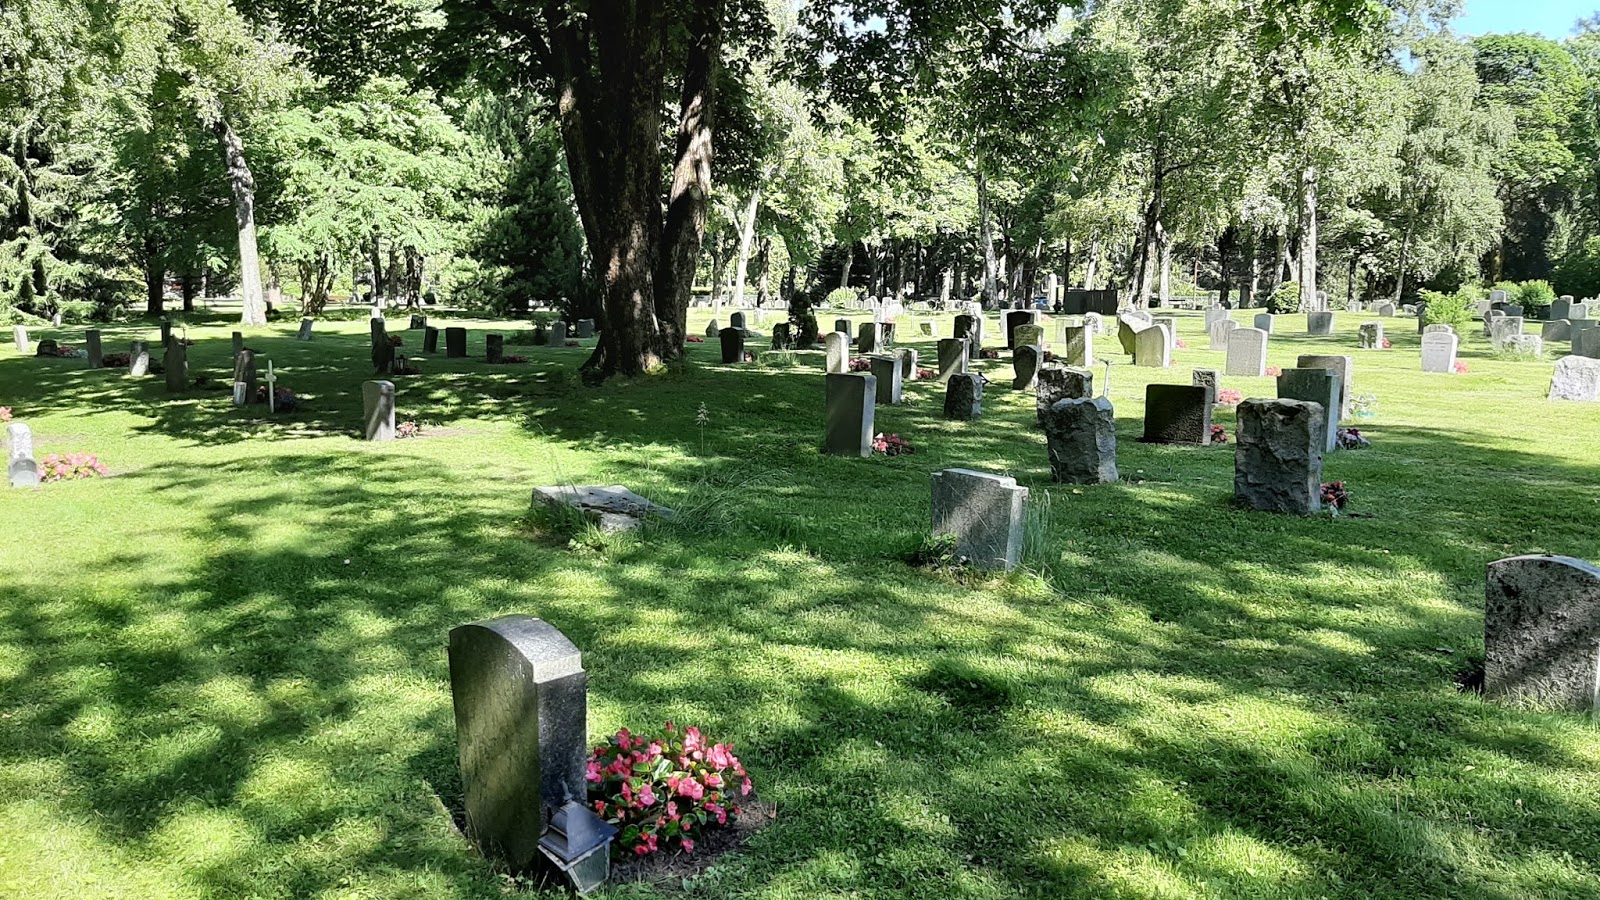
[446,327,468,358]
[423,326,440,354]
[1141,384,1212,445]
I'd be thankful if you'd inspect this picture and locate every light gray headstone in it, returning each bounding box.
[1133,323,1171,368]
[1576,328,1600,360]
[1358,322,1385,350]
[1306,311,1334,335]
[1204,306,1229,329]
[944,373,983,421]
[1543,320,1572,343]
[1423,323,1455,335]
[929,469,1029,571]
[7,423,39,488]
[1375,302,1396,317]
[1036,366,1093,423]
[1484,555,1600,712]
[705,318,719,338]
[824,373,875,456]
[1045,397,1117,485]
[1421,332,1459,373]
[363,380,396,441]
[1192,368,1221,406]
[1208,319,1239,351]
[550,321,568,345]
[449,615,590,870]
[576,319,595,339]
[1489,290,1509,303]
[1225,328,1268,377]
[1253,313,1275,334]
[1549,356,1600,401]
[825,332,850,374]
[13,325,30,354]
[1234,399,1324,515]
[129,341,150,377]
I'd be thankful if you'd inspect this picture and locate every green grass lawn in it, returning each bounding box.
[2,306,1598,899]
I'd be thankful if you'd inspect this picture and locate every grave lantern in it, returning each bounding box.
[538,801,617,894]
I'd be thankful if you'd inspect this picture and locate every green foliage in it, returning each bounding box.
[1268,281,1301,315]
[1554,237,1600,299]
[823,287,857,307]
[1420,288,1477,331]
[1515,280,1556,309]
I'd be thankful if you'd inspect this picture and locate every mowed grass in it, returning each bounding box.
[1,305,1598,899]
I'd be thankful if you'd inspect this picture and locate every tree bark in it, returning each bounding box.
[214,115,265,326]
[732,186,761,308]
[977,168,999,308]
[839,242,854,290]
[1297,165,1319,309]
[655,0,721,353]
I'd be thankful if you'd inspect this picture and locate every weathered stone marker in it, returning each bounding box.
[1543,319,1572,343]
[85,330,102,369]
[897,348,918,382]
[1358,322,1385,350]
[446,326,468,358]
[824,373,876,456]
[771,322,793,350]
[944,373,983,421]
[164,340,188,393]
[1142,384,1212,445]
[232,331,244,357]
[1306,311,1334,335]
[825,332,850,374]
[449,616,610,882]
[1208,319,1239,351]
[719,327,745,364]
[363,380,396,441]
[1253,313,1275,334]
[729,311,746,331]
[487,334,505,364]
[1045,397,1117,484]
[1234,399,1324,515]
[232,350,257,406]
[1225,328,1268,377]
[576,319,595,339]
[936,338,967,382]
[1012,345,1041,390]
[1036,367,1093,423]
[930,468,1029,571]
[1060,323,1093,367]
[1192,368,1221,406]
[833,317,851,339]
[129,341,150,377]
[411,314,427,330]
[1421,331,1459,373]
[423,326,441,354]
[159,318,173,347]
[1550,356,1600,401]
[1276,368,1341,453]
[857,321,880,354]
[1484,555,1600,712]
[549,322,567,346]
[7,423,39,488]
[1133,323,1171,368]
[11,325,28,354]
[953,314,981,360]
[869,355,903,404]
[371,319,395,374]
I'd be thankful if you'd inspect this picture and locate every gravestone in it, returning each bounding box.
[297,318,314,341]
[1151,316,1178,342]
[944,373,983,421]
[12,326,29,354]
[7,423,39,488]
[550,322,567,346]
[1192,368,1221,406]
[1358,322,1385,350]
[919,321,936,337]
[1254,313,1275,334]
[1484,555,1600,712]
[936,338,967,382]
[159,318,173,347]
[533,486,675,533]
[1421,331,1459,373]
[1133,323,1171,368]
[85,330,102,369]
[1014,323,1044,349]
[897,348,918,382]
[1505,304,1525,318]
[232,350,257,405]
[1375,302,1396,317]
[825,332,850,374]
[719,327,745,364]
[1005,310,1038,349]
[1036,367,1093,423]
[1209,319,1239,351]
[730,311,746,331]
[232,332,244,358]
[1490,290,1510,304]
[1084,312,1107,336]
[824,373,876,457]
[1542,319,1572,343]
[164,340,188,393]
[363,380,396,441]
[372,319,396,374]
[34,339,58,358]
[834,318,851,339]
[446,327,468,358]
[705,319,719,338]
[533,324,548,346]
[869,355,903,404]
[1549,356,1600,401]
[1489,317,1525,349]
[424,326,441,353]
[1571,302,1591,321]
[857,322,881,354]
[1295,355,1353,420]
[1552,297,1574,321]
[1307,311,1334,335]
[1045,397,1117,485]
[410,315,427,330]
[1225,328,1269,377]
[1204,306,1229,329]
[129,341,150,377]
[1504,334,1543,357]
[449,616,596,872]
[1012,345,1041,390]
[1276,368,1340,452]
[1576,328,1600,360]
[487,334,505,364]
[1060,323,1093,367]
[954,314,980,360]
[772,323,793,350]
[929,469,1029,571]
[1234,399,1324,515]
[1141,385,1212,445]
[576,319,595,339]
[1422,323,1455,335]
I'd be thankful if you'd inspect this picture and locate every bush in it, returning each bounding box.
[1420,288,1476,332]
[1515,280,1556,311]
[823,287,857,308]
[1554,238,1600,300]
[587,724,750,857]
[1267,281,1301,315]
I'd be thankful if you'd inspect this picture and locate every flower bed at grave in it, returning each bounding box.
[255,386,300,412]
[916,367,936,380]
[684,335,704,343]
[1217,389,1243,406]
[849,358,870,372]
[102,352,130,368]
[396,421,422,439]
[1322,481,1350,511]
[587,723,751,858]
[51,344,86,359]
[1211,424,1229,444]
[872,432,915,456]
[1337,428,1371,450]
[40,453,108,482]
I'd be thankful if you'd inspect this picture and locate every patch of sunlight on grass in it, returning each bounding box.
[0,801,177,900]
[1185,830,1315,893]
[149,804,255,868]
[63,704,123,746]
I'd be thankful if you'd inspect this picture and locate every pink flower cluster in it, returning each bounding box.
[1211,424,1229,445]
[0,406,11,422]
[587,723,750,858]
[1454,361,1469,374]
[1216,389,1243,406]
[872,432,915,456]
[685,335,705,343]
[40,452,108,482]
[1266,366,1282,377]
[849,357,871,372]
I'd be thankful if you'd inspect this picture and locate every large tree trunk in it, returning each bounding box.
[732,186,761,308]
[145,245,164,316]
[655,0,720,352]
[1157,231,1173,307]
[1393,226,1411,303]
[214,115,265,326]
[1298,165,1319,309]
[1217,225,1237,307]
[839,242,854,290]
[977,168,999,308]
